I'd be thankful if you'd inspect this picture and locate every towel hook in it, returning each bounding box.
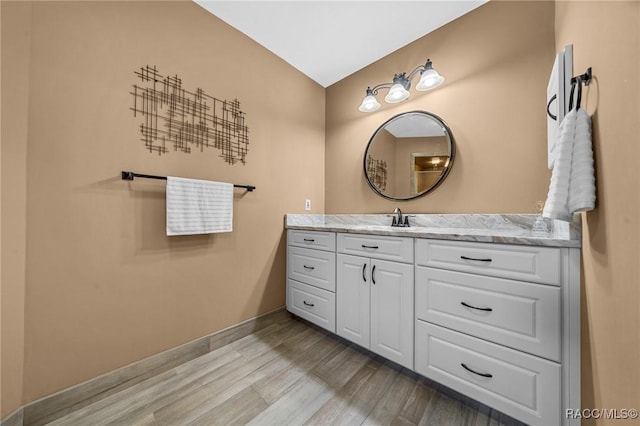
[548,67,591,119]
[568,76,583,111]
[546,94,558,121]
[571,67,592,86]
[575,76,583,110]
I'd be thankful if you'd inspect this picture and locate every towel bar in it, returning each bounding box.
[121,171,255,192]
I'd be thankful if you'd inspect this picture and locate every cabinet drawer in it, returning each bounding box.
[415,239,561,285]
[416,267,560,361]
[415,321,560,426]
[288,246,336,292]
[337,233,413,263]
[288,230,335,252]
[288,279,336,333]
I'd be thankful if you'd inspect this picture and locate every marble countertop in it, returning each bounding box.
[285,214,581,248]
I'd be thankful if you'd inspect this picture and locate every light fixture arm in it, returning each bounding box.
[406,59,433,82]
[368,82,393,96]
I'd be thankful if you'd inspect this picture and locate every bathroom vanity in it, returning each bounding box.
[285,214,581,426]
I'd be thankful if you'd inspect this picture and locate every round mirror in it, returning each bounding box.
[364,110,455,201]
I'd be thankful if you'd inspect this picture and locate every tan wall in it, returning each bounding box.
[326,1,556,214]
[2,1,324,406]
[326,0,640,421]
[554,2,640,422]
[0,1,31,417]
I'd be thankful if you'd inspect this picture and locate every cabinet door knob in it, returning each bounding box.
[461,363,493,378]
[361,244,379,249]
[303,301,315,307]
[303,238,315,242]
[461,301,493,312]
[372,264,376,284]
[362,263,367,282]
[460,255,492,262]
[303,265,315,270]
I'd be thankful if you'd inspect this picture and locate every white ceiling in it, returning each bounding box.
[194,1,487,88]
[385,113,445,138]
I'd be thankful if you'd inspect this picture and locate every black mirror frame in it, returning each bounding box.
[363,110,456,201]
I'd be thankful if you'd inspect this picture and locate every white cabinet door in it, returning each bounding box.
[336,254,370,348]
[370,259,414,369]
[337,255,414,369]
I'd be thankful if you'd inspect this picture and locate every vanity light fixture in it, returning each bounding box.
[358,59,444,112]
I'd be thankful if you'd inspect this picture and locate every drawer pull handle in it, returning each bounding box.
[303,301,315,307]
[461,363,493,378]
[303,265,315,270]
[361,244,379,249]
[372,264,376,284]
[461,301,493,312]
[460,255,492,262]
[362,263,367,282]
[303,238,315,242]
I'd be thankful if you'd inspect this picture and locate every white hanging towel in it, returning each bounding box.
[166,176,233,236]
[543,107,596,221]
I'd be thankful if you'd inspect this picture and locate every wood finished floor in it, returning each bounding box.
[47,314,520,426]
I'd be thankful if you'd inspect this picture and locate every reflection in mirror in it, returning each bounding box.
[364,111,454,201]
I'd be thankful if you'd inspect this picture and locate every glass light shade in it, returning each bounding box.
[358,94,381,112]
[416,69,444,91]
[384,83,410,103]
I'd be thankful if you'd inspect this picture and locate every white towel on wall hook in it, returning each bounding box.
[543,103,596,221]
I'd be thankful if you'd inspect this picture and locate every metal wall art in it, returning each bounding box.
[366,154,388,192]
[131,65,249,165]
